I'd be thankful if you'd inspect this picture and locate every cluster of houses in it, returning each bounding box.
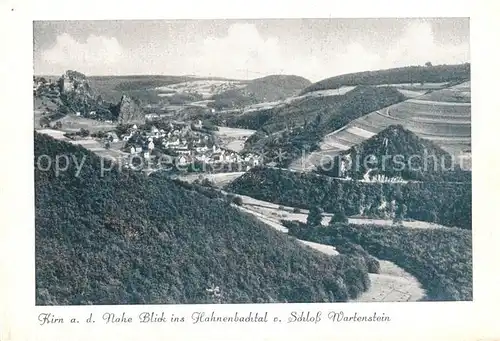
[117,122,261,171]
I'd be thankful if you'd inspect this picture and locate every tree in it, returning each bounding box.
[393,202,407,225]
[54,121,63,130]
[330,204,348,225]
[307,206,323,227]
[39,117,50,128]
[231,196,243,206]
[79,128,90,137]
[425,61,433,67]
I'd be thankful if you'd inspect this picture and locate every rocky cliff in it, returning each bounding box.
[116,95,145,124]
[35,70,146,123]
[58,70,95,97]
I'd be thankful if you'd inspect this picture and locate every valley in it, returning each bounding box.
[34,62,472,304]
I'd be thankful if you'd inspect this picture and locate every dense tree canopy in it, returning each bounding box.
[35,132,374,305]
[226,167,471,229]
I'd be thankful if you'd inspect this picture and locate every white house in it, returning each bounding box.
[148,141,155,150]
[130,145,143,154]
[193,120,203,129]
[196,146,209,153]
[75,111,81,117]
[196,154,209,162]
[178,155,188,165]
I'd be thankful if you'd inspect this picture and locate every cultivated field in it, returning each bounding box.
[156,80,246,99]
[53,115,118,133]
[174,172,246,187]
[214,126,256,152]
[291,81,471,170]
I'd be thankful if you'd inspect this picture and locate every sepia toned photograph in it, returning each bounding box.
[33,18,472,306]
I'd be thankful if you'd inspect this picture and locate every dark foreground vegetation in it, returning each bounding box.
[301,63,471,94]
[35,133,374,305]
[226,167,472,229]
[286,222,472,301]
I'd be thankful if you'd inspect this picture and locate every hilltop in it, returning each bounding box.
[209,75,311,110]
[35,133,374,305]
[301,63,470,94]
[319,125,471,182]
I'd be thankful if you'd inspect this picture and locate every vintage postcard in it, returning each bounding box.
[1,1,499,340]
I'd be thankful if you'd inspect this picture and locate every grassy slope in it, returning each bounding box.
[35,132,373,305]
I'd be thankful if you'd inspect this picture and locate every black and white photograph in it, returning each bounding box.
[32,18,473,306]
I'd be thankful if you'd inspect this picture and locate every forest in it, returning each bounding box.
[226,167,472,229]
[286,222,472,301]
[35,132,375,305]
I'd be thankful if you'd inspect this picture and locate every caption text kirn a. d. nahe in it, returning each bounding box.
[38,310,391,326]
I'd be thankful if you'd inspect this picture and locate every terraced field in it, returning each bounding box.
[291,81,471,171]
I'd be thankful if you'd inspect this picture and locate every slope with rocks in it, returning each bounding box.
[34,70,147,125]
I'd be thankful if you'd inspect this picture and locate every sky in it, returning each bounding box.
[33,18,470,82]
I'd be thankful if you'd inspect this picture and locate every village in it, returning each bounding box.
[70,119,261,173]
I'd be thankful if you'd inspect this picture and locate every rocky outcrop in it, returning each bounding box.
[116,95,145,124]
[58,70,94,97]
[34,70,145,123]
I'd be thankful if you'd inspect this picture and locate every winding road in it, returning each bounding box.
[232,194,426,302]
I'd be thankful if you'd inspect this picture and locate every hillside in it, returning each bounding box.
[226,167,472,229]
[243,75,312,102]
[294,81,471,171]
[319,125,471,182]
[301,63,470,94]
[35,133,374,305]
[287,222,472,301]
[206,75,309,110]
[238,86,406,166]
